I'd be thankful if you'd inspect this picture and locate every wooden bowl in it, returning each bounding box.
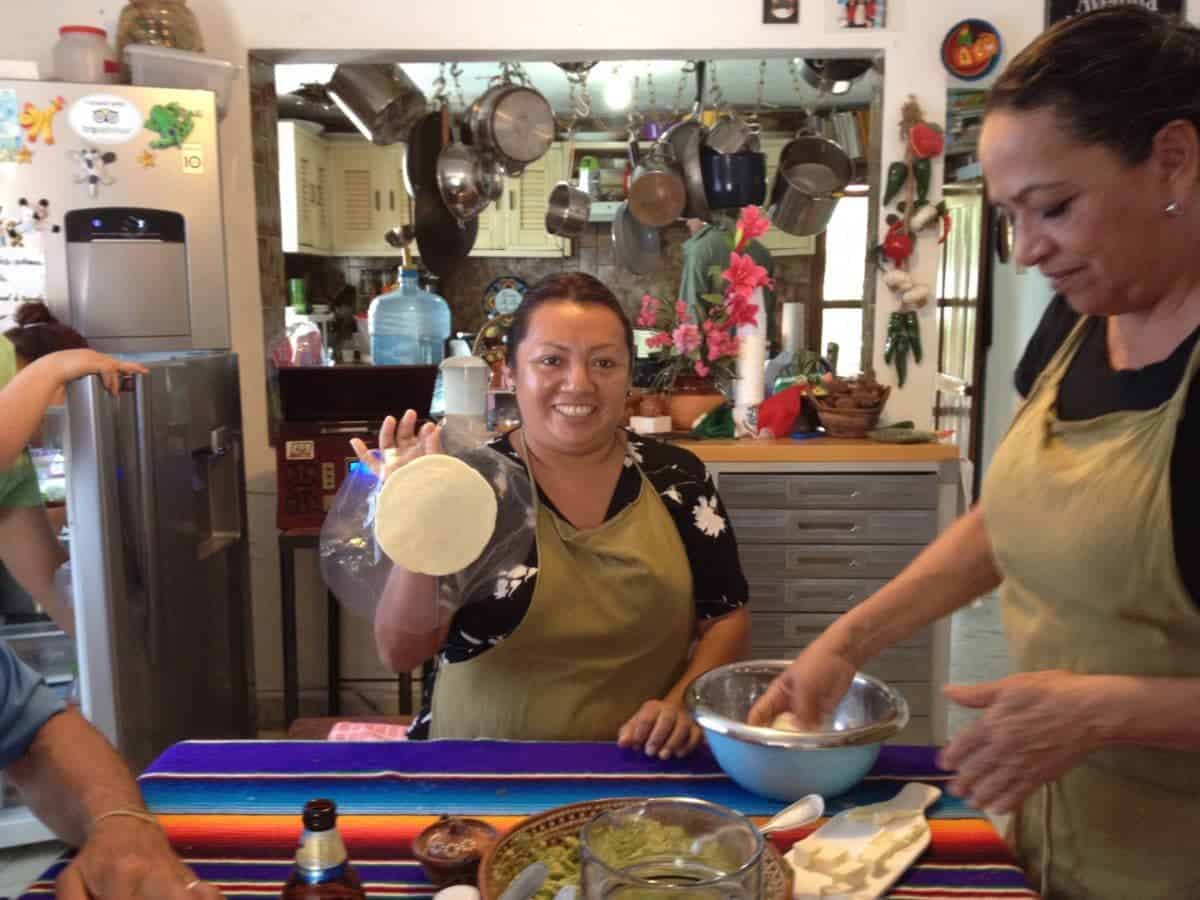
[477,797,794,900]
[813,384,891,438]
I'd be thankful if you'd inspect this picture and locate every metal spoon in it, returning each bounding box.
[497,861,548,900]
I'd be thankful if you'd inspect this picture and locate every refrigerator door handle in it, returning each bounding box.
[132,373,164,667]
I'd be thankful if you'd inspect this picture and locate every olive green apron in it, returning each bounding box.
[980,318,1200,899]
[430,455,695,741]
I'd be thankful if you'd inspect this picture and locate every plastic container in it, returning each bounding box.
[53,26,119,84]
[124,43,238,119]
[369,267,451,367]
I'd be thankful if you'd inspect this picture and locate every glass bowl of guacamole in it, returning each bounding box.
[579,798,763,899]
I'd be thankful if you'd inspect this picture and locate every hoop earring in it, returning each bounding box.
[1165,201,1185,217]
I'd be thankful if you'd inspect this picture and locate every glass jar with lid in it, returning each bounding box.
[53,26,119,84]
[115,0,205,73]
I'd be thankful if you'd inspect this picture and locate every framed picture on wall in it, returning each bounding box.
[763,0,799,24]
[835,0,887,29]
[1047,0,1184,27]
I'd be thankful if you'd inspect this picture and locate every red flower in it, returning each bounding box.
[672,323,702,355]
[637,293,660,328]
[734,206,770,251]
[722,252,773,297]
[646,331,673,349]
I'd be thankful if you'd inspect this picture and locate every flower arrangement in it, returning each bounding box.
[636,206,774,389]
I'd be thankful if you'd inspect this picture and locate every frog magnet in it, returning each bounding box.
[144,102,198,150]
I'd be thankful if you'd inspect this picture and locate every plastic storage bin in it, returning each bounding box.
[124,43,238,119]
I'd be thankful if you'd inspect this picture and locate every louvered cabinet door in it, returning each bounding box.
[330,142,386,255]
[504,144,568,256]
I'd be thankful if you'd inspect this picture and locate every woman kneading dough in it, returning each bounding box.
[353,272,750,757]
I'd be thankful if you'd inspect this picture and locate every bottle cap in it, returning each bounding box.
[302,798,338,832]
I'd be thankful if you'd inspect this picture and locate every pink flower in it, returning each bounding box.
[722,252,773,297]
[739,205,771,240]
[723,291,760,329]
[693,360,710,378]
[703,320,739,361]
[674,299,692,323]
[672,323,702,355]
[646,331,673,349]
[637,293,660,328]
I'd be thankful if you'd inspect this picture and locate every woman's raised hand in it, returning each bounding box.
[350,410,443,482]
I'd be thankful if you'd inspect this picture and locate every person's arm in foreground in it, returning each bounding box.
[7,707,222,899]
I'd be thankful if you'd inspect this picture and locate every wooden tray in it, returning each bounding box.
[477,797,794,900]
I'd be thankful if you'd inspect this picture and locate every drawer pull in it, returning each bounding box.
[792,556,862,568]
[796,522,860,534]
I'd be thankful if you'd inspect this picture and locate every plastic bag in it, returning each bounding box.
[318,441,536,629]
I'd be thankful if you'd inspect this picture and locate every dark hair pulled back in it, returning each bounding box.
[506,272,634,368]
[4,302,88,363]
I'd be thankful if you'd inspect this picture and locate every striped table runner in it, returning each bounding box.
[17,741,1037,898]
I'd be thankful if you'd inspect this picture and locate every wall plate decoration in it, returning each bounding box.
[763,0,799,24]
[483,276,528,318]
[942,19,1003,81]
[1047,0,1184,27]
[836,0,886,29]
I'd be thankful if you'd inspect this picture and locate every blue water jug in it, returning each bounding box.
[368,267,451,366]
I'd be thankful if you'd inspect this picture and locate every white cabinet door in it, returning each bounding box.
[759,137,816,257]
[471,192,507,253]
[504,144,568,257]
[278,122,330,254]
[330,141,386,255]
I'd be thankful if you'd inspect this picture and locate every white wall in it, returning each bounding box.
[0,0,1052,707]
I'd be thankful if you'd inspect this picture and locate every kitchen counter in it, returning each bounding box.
[673,437,960,464]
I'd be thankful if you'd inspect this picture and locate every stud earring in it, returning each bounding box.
[1165,201,1185,217]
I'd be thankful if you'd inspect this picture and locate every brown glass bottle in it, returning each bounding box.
[281,799,366,899]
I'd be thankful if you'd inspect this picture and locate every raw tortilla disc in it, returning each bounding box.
[375,455,498,576]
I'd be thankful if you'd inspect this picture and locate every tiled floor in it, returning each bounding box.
[0,841,63,899]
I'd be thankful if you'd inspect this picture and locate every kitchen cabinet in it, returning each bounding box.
[687,444,961,746]
[328,138,412,257]
[277,131,567,259]
[278,121,332,254]
[758,137,817,258]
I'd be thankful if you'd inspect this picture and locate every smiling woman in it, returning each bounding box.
[360,272,751,758]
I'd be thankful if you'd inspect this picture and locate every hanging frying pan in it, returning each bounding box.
[412,107,478,276]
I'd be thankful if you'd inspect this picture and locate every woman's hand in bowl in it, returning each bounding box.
[747,641,858,730]
[617,699,703,759]
[350,410,442,482]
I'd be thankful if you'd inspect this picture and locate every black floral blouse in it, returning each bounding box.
[408,430,749,738]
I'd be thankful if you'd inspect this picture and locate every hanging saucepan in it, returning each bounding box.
[611,200,661,275]
[798,58,874,96]
[706,111,755,155]
[700,145,767,210]
[662,122,709,221]
[437,121,504,223]
[468,82,555,177]
[413,110,478,275]
[545,131,591,239]
[768,134,852,236]
[326,64,428,146]
[627,136,687,228]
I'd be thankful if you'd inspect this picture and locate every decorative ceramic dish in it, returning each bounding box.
[483,276,528,319]
[477,797,794,900]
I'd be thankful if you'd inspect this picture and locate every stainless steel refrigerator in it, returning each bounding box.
[0,80,253,846]
[66,353,254,776]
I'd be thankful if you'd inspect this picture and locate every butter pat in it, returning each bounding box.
[629,415,673,435]
[830,860,867,887]
[810,844,848,873]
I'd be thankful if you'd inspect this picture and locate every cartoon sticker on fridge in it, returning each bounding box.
[0,90,24,162]
[19,96,65,145]
[71,147,118,197]
[144,102,199,150]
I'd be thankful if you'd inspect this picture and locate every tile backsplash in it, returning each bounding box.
[286,222,818,338]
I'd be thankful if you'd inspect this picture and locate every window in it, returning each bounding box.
[820,195,870,375]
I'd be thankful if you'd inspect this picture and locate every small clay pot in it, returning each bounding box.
[412,815,499,887]
[639,393,668,418]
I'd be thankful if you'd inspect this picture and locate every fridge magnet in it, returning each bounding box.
[19,96,65,145]
[836,0,886,28]
[13,146,31,165]
[763,0,800,24]
[1048,0,1184,27]
[0,90,23,161]
[144,102,198,150]
[67,94,141,145]
[137,148,156,168]
[71,147,118,198]
[942,19,1003,81]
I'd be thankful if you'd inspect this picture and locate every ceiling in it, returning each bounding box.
[275,58,880,116]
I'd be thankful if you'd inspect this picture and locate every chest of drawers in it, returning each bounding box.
[707,463,959,745]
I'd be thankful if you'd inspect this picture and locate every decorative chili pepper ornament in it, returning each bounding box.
[872,94,951,387]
